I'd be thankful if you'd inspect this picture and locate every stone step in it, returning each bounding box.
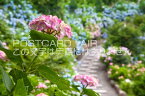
[80,63,90,65]
[89,62,99,64]
[77,72,89,74]
[90,63,99,67]
[79,66,98,70]
[90,66,99,68]
[85,57,93,60]
[88,72,97,74]
[90,74,98,76]
[94,90,107,94]
[88,69,97,71]
[87,84,103,89]
[78,69,88,71]
[92,61,100,64]
[81,60,90,63]
[88,70,97,73]
[77,72,94,75]
[89,66,99,69]
[78,66,89,69]
[84,53,95,56]
[79,64,89,67]
[87,55,96,57]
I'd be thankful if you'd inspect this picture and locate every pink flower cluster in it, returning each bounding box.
[91,31,101,38]
[106,46,131,55]
[86,24,101,38]
[29,15,72,39]
[36,83,48,89]
[0,51,7,60]
[2,43,9,49]
[107,47,117,55]
[74,75,98,87]
[137,60,142,64]
[36,93,48,96]
[107,68,112,74]
[109,62,113,65]
[91,24,101,38]
[118,75,124,79]
[0,43,8,61]
[138,67,145,73]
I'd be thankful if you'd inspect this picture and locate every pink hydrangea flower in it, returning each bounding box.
[107,71,111,74]
[86,24,101,38]
[45,80,50,83]
[121,47,128,51]
[91,31,101,38]
[0,51,7,61]
[36,93,48,96]
[0,43,9,61]
[36,83,48,89]
[120,47,131,55]
[127,64,132,67]
[114,65,119,69]
[29,15,72,39]
[104,60,107,62]
[125,79,131,83]
[2,42,9,49]
[136,73,140,76]
[118,76,124,79]
[106,46,131,55]
[109,62,113,66]
[137,60,142,64]
[138,67,145,73]
[109,68,112,71]
[106,56,112,61]
[74,75,98,87]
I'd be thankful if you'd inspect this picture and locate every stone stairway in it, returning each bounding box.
[77,45,118,96]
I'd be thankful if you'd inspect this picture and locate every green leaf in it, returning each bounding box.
[13,79,27,96]
[83,89,100,96]
[0,41,4,48]
[9,69,33,92]
[55,90,67,96]
[0,65,14,92]
[30,30,57,51]
[0,47,22,64]
[38,65,70,90]
[72,85,80,92]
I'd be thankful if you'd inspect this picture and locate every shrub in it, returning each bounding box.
[108,64,145,96]
[132,73,145,96]
[139,0,145,14]
[28,0,66,18]
[127,15,145,35]
[100,46,131,67]
[104,21,142,56]
[102,0,138,5]
[132,15,145,26]
[0,19,12,42]
[0,0,39,40]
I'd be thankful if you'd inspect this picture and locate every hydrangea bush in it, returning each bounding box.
[74,75,98,87]
[0,0,39,40]
[108,63,145,96]
[100,46,132,67]
[0,51,7,61]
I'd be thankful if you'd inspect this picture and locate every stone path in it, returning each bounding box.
[77,45,118,96]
